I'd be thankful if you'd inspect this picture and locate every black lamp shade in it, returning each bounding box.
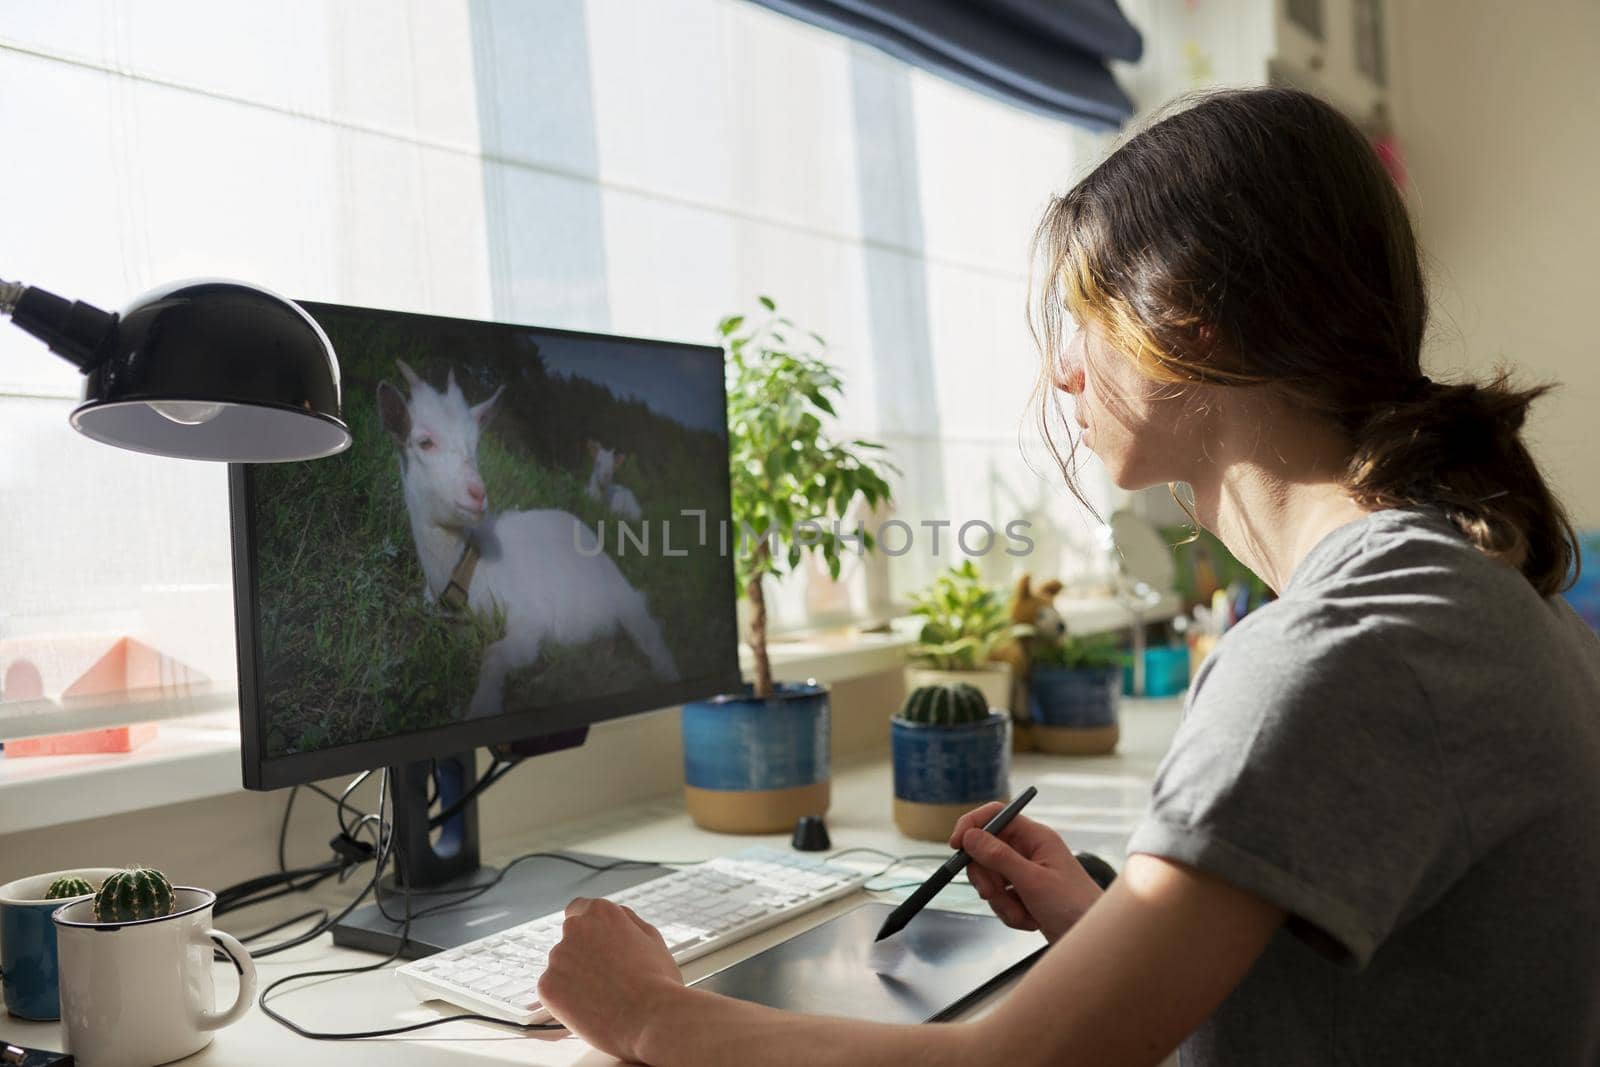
[68,280,352,462]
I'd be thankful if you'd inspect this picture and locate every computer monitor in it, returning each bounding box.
[229,300,742,953]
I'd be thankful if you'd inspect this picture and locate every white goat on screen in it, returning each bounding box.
[584,440,643,522]
[377,362,679,719]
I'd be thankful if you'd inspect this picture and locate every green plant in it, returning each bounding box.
[897,683,991,726]
[93,867,174,923]
[1032,633,1124,671]
[1160,524,1272,611]
[907,560,1029,670]
[722,297,897,698]
[44,876,97,900]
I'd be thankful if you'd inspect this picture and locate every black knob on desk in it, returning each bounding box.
[1075,851,1118,890]
[791,815,831,852]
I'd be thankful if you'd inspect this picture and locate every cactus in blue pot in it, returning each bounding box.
[44,875,97,900]
[93,867,174,922]
[898,682,990,726]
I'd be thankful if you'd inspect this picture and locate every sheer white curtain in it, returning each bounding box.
[0,0,1119,733]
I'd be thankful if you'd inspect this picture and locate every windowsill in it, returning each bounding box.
[0,628,920,836]
[0,715,244,835]
[0,594,1179,836]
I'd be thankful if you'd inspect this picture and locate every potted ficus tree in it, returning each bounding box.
[904,559,1027,717]
[681,297,896,833]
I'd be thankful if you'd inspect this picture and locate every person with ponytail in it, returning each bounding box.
[534,88,1600,1067]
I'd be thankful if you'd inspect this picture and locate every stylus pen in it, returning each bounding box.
[873,785,1038,942]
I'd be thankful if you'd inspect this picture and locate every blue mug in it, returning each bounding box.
[0,868,119,1020]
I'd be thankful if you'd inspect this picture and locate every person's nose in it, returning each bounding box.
[1056,331,1087,395]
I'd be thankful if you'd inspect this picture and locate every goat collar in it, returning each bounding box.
[439,533,480,612]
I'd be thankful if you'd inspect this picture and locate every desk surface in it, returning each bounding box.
[5,699,1181,1065]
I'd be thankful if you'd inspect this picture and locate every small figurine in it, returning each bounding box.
[989,575,1066,752]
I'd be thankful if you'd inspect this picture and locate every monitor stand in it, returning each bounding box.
[329,730,672,958]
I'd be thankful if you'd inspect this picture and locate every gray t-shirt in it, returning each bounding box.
[1126,508,1600,1065]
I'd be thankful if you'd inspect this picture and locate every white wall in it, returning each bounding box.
[1391,0,1600,527]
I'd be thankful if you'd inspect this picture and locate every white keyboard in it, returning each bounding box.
[397,846,867,1024]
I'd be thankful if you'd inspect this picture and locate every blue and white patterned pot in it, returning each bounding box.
[682,681,830,832]
[891,712,1011,805]
[890,711,1010,841]
[1030,665,1120,755]
[1030,665,1120,727]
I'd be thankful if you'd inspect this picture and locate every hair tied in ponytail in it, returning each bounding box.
[1401,374,1435,402]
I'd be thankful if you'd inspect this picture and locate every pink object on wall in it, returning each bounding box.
[3,637,203,758]
[6,723,159,756]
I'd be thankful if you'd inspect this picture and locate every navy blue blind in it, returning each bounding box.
[748,0,1142,130]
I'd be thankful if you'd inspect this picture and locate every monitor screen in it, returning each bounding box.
[232,301,742,789]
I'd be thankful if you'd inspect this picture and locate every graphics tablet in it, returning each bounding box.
[689,902,1046,1023]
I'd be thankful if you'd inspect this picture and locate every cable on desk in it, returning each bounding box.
[237,908,331,945]
[372,850,695,925]
[213,776,375,920]
[257,786,568,1040]
[424,756,518,829]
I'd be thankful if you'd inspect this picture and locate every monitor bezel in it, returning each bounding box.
[232,300,744,791]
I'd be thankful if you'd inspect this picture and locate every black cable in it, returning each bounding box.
[336,771,373,839]
[237,908,330,944]
[249,769,394,959]
[215,861,348,915]
[257,783,567,1039]
[213,774,374,918]
[425,757,517,829]
[373,850,677,925]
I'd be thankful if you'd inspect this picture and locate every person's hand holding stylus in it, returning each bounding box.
[950,801,1107,942]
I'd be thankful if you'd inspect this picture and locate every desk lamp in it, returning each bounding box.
[0,277,350,462]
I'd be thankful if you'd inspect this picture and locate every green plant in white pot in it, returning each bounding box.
[680,297,897,833]
[905,560,1028,720]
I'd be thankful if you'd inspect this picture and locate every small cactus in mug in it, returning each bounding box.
[44,875,98,900]
[93,867,174,923]
[898,682,991,726]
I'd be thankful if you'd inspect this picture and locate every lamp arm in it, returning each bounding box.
[0,277,118,371]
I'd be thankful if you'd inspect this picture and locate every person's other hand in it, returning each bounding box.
[537,897,685,1060]
[949,801,1106,942]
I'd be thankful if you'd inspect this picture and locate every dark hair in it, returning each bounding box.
[1032,87,1577,595]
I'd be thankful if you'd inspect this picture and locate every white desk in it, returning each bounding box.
[4,700,1182,1065]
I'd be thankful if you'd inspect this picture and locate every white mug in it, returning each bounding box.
[51,887,257,1067]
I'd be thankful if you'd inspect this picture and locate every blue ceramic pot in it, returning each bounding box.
[891,712,1011,806]
[1030,665,1120,728]
[0,868,120,1020]
[682,682,830,793]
